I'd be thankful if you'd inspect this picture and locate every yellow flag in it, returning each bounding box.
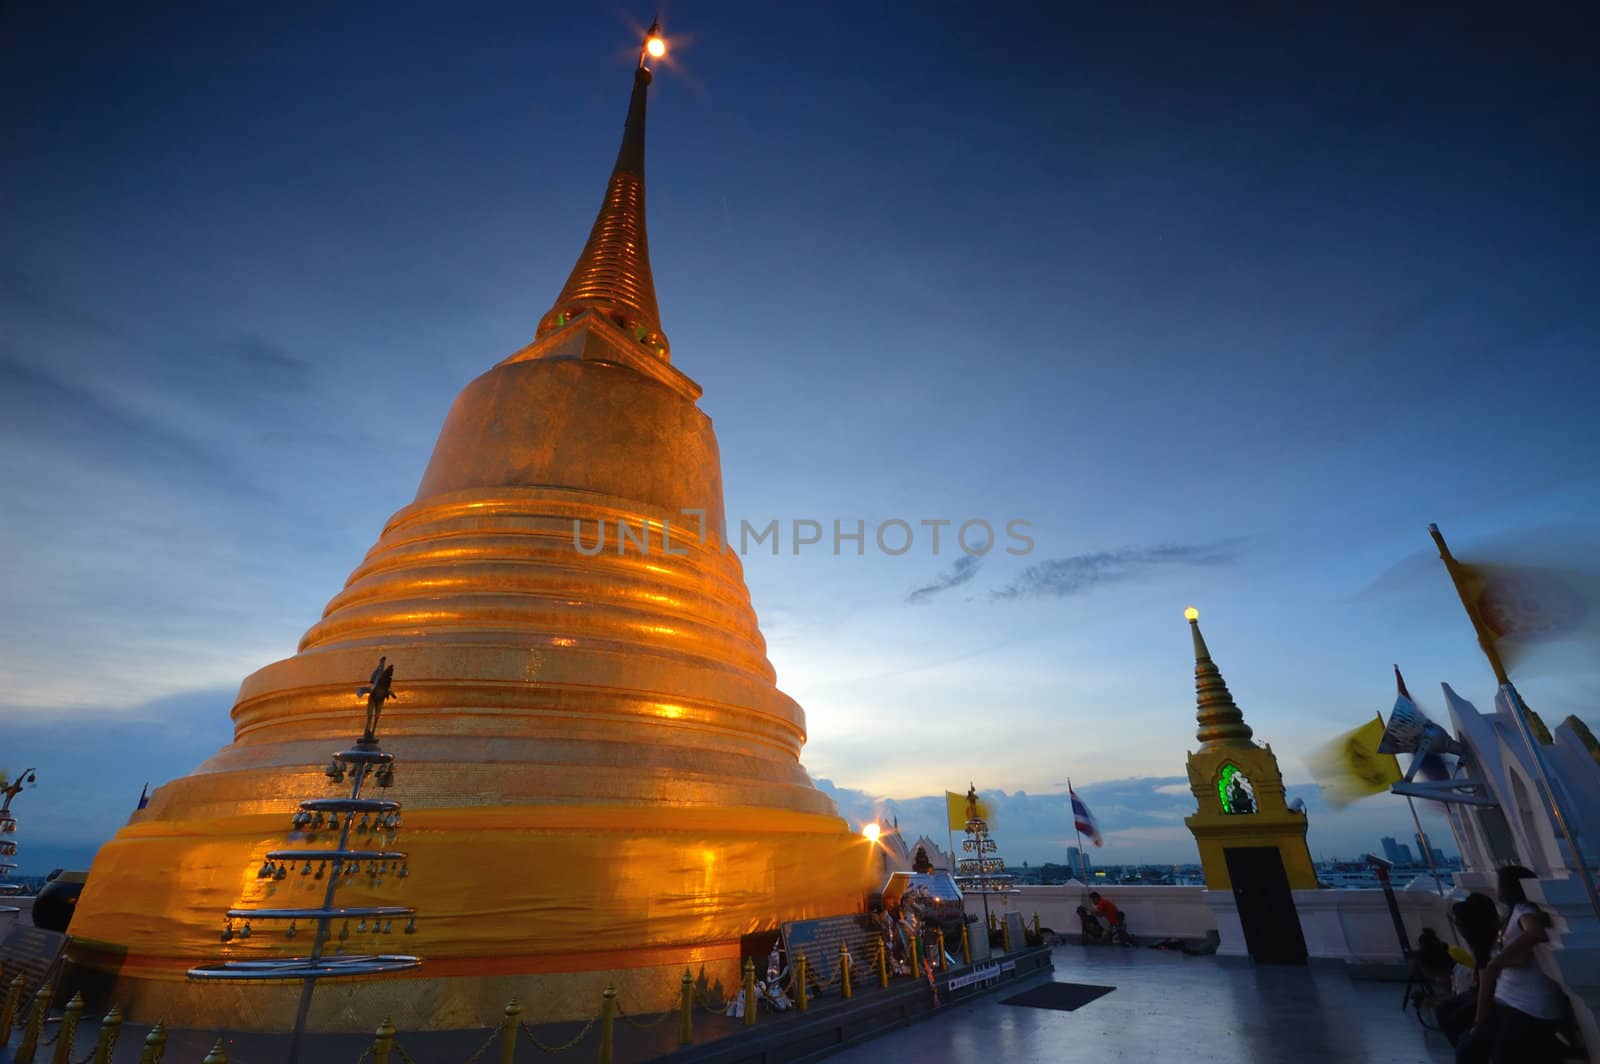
[1307,716,1401,809]
[946,789,992,830]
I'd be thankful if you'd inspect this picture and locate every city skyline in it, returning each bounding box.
[3,5,1595,873]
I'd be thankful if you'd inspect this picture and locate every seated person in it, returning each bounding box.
[1090,891,1134,944]
[1077,903,1108,944]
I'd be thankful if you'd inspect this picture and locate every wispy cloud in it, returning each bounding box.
[993,540,1244,601]
[906,555,983,604]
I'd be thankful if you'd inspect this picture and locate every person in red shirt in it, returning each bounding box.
[1090,892,1134,945]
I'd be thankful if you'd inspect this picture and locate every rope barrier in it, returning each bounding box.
[518,1016,598,1055]
[390,1039,419,1064]
[454,1027,499,1064]
[614,1002,674,1030]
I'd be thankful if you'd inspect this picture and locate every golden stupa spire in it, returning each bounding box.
[536,21,670,358]
[1185,607,1254,747]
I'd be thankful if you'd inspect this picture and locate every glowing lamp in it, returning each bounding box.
[645,35,666,58]
[1184,606,1200,622]
[862,822,881,842]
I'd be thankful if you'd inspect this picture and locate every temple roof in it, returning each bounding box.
[536,61,670,360]
[1188,613,1255,747]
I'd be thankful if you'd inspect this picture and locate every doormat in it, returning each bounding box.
[1001,981,1116,1012]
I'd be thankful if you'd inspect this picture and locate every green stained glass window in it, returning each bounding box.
[1218,764,1257,815]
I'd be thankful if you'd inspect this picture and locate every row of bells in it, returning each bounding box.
[221,916,418,943]
[325,759,395,788]
[256,857,410,881]
[290,809,401,833]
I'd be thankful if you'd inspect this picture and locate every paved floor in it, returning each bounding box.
[830,945,1456,1063]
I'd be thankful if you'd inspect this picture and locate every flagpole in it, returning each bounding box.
[1428,523,1600,924]
[1404,796,1446,897]
[1069,778,1088,883]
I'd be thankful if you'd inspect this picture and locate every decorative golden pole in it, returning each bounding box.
[678,969,693,1045]
[960,924,972,966]
[0,973,23,1050]
[935,928,947,971]
[598,983,616,1064]
[137,1021,167,1064]
[49,991,84,1064]
[371,1017,396,1064]
[14,981,50,1063]
[89,1004,123,1064]
[909,933,921,974]
[838,945,852,1000]
[1429,523,1600,923]
[498,996,520,1064]
[742,958,758,1024]
[876,937,889,987]
[794,954,809,1011]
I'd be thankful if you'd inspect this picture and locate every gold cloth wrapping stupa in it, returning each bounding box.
[68,46,872,1031]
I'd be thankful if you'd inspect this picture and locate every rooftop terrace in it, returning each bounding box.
[833,944,1454,1064]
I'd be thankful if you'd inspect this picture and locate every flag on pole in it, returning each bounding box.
[1307,716,1402,808]
[946,789,992,831]
[1069,785,1102,847]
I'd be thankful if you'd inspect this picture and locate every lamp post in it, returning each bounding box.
[0,769,37,884]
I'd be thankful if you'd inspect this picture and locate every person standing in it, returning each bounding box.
[1457,866,1569,1063]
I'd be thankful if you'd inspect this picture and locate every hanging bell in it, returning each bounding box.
[382,919,393,934]
[357,919,368,933]
[240,922,252,939]
[398,863,409,879]
[221,920,234,943]
[339,921,350,941]
[357,815,370,833]
[301,860,313,876]
[286,921,298,939]
[314,861,326,880]
[274,864,288,881]
[257,860,272,880]
[404,917,416,934]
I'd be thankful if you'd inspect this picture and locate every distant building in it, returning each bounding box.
[1066,846,1093,880]
[1380,836,1417,865]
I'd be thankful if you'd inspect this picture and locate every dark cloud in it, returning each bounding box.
[0,355,233,482]
[227,336,313,393]
[906,554,983,605]
[993,540,1243,601]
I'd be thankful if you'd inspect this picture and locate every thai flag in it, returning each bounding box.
[1070,786,1103,847]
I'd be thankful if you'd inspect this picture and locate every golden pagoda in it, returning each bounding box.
[68,30,872,1031]
[1181,608,1317,892]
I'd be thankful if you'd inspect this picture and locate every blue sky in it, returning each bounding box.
[2,3,1596,873]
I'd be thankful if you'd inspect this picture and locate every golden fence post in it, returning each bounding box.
[988,911,997,933]
[14,980,51,1064]
[678,968,693,1046]
[136,1020,167,1064]
[49,990,84,1064]
[499,995,520,1064]
[1002,918,1012,953]
[372,1016,395,1064]
[909,933,921,975]
[838,945,851,1000]
[935,929,947,971]
[597,981,616,1064]
[201,1037,228,1064]
[960,924,971,966]
[794,954,808,1012]
[89,1004,122,1064]
[0,973,24,1050]
[741,958,757,1026]
[1032,912,1041,937]
[876,938,888,988]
